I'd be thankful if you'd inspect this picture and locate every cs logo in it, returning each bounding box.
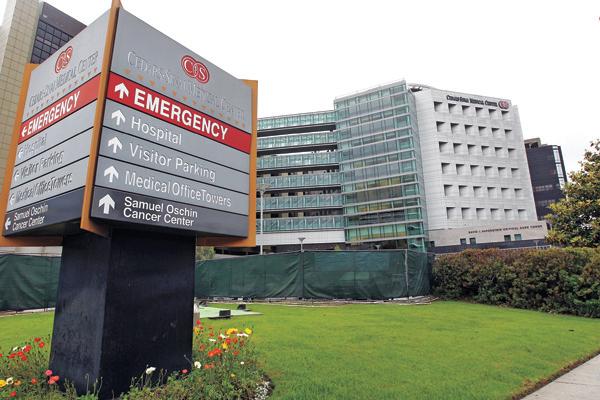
[55,46,73,73]
[498,100,510,110]
[181,55,210,84]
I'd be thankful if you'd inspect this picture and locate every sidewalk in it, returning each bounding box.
[523,354,600,399]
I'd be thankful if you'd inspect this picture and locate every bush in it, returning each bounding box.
[433,247,600,317]
[0,322,266,399]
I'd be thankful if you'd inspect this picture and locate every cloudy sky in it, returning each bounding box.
[2,0,598,173]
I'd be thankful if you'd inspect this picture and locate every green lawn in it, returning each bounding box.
[2,301,600,400]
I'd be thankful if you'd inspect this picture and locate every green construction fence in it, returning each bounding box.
[0,250,433,311]
[196,250,433,300]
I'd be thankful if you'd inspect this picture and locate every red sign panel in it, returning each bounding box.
[19,74,100,144]
[106,73,251,154]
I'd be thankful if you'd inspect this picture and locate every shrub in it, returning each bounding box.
[0,322,266,399]
[433,247,600,317]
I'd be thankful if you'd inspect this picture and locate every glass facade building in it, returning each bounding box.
[257,80,427,252]
[335,82,426,250]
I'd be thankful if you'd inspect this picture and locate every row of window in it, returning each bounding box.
[434,101,511,120]
[345,207,422,227]
[336,93,408,120]
[343,174,417,193]
[344,183,420,205]
[337,112,411,131]
[31,21,73,64]
[344,197,421,216]
[335,84,407,110]
[443,185,524,200]
[456,234,523,246]
[533,184,561,192]
[441,162,520,178]
[341,160,417,182]
[346,222,423,242]
[338,126,412,149]
[340,138,413,162]
[438,141,518,159]
[446,207,528,221]
[258,111,336,130]
[436,121,514,138]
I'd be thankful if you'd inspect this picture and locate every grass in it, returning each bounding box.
[2,301,600,399]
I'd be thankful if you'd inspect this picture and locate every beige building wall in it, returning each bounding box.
[0,0,40,186]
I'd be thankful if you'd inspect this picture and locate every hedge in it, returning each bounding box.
[432,247,600,317]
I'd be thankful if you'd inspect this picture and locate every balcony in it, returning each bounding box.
[257,215,344,232]
[258,111,336,131]
[257,173,341,190]
[257,152,339,171]
[258,131,338,155]
[258,194,343,211]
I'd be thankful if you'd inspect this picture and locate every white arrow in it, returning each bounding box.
[98,194,115,215]
[114,82,129,99]
[111,109,125,126]
[5,217,11,230]
[104,166,119,183]
[107,137,123,153]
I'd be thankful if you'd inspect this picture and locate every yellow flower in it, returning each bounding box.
[0,380,6,388]
[222,342,228,350]
[226,328,238,335]
[230,373,236,378]
[244,328,253,335]
[193,327,201,336]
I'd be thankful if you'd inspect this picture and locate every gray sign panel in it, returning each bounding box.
[95,157,248,215]
[22,12,109,120]
[103,99,249,172]
[7,157,88,212]
[99,128,248,193]
[3,188,84,236]
[91,187,247,237]
[16,102,96,165]
[11,130,92,188]
[111,9,251,133]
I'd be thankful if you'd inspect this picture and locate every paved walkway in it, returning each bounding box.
[523,354,600,399]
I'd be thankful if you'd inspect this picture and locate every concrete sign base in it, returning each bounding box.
[49,229,195,399]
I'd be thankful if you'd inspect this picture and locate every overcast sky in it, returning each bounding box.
[1,0,598,173]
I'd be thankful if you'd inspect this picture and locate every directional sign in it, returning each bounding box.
[90,187,247,237]
[94,157,248,216]
[89,8,254,237]
[7,157,88,212]
[110,9,251,134]
[98,128,249,193]
[11,130,92,187]
[3,188,84,236]
[103,100,249,172]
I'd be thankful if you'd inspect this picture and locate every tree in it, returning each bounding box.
[546,140,600,247]
[196,246,215,261]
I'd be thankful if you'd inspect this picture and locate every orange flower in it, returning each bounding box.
[31,378,38,384]
[203,363,214,370]
[34,338,41,343]
[44,370,53,377]
[38,342,45,348]
[48,375,60,385]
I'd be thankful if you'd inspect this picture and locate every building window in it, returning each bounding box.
[504,235,512,242]
[436,121,445,132]
[434,101,443,112]
[469,237,477,245]
[460,238,467,245]
[514,234,523,241]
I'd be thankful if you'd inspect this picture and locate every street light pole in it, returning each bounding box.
[298,236,306,252]
[257,183,271,255]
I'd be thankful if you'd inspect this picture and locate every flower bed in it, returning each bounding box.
[0,320,268,399]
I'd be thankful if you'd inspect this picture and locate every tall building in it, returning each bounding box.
[254,81,548,254]
[257,111,344,252]
[0,0,85,188]
[0,0,84,255]
[524,138,567,220]
[411,85,544,251]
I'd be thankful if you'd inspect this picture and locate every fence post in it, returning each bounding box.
[404,250,411,303]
